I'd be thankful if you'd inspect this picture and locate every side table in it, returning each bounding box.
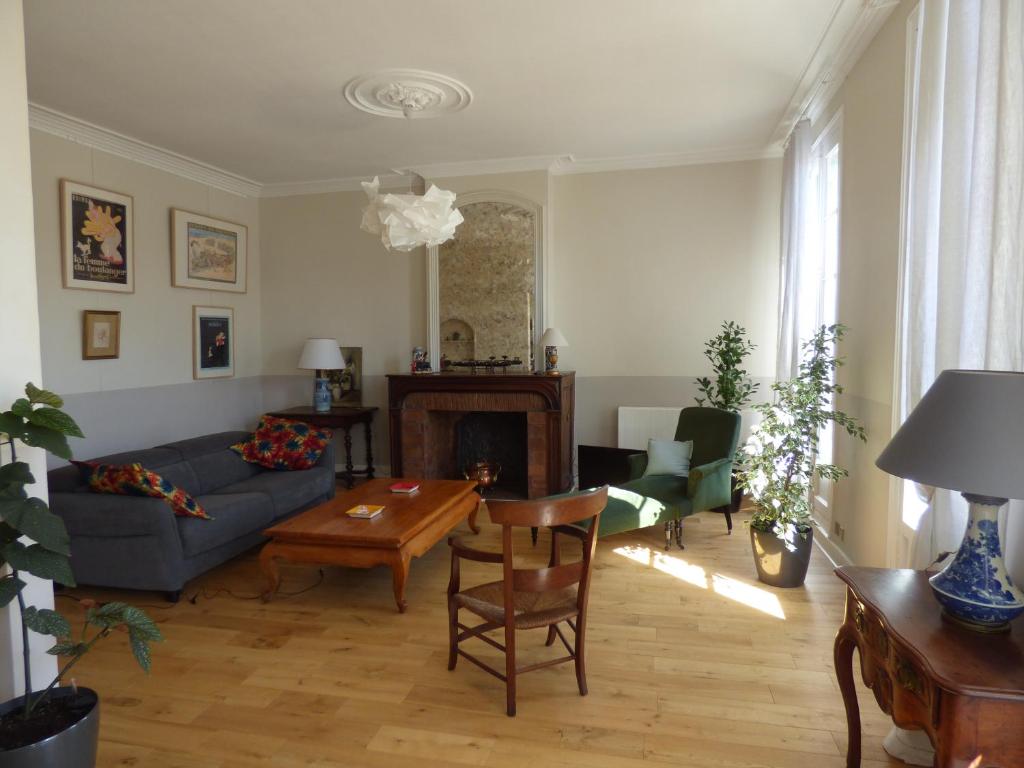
[267,405,378,489]
[834,566,1024,767]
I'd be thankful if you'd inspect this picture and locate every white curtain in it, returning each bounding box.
[898,0,1024,572]
[776,119,814,381]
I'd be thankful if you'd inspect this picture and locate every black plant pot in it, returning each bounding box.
[749,525,813,588]
[0,687,99,767]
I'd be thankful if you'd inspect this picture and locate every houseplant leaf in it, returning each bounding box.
[19,424,72,461]
[0,461,34,486]
[26,408,84,438]
[25,383,63,408]
[22,607,71,638]
[1,541,77,586]
[0,574,26,608]
[0,497,71,555]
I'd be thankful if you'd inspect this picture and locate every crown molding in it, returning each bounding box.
[259,173,413,198]
[28,103,263,197]
[550,145,782,175]
[409,154,566,180]
[772,0,900,145]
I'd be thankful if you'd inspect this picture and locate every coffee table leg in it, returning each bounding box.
[391,552,411,613]
[260,544,281,602]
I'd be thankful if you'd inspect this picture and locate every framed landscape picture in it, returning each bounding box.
[61,180,134,293]
[82,310,121,360]
[192,305,234,379]
[328,346,362,403]
[172,209,247,292]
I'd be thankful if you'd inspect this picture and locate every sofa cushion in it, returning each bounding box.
[177,493,275,557]
[213,466,333,516]
[231,416,332,471]
[159,431,252,460]
[83,463,210,520]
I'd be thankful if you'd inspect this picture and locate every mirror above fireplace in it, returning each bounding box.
[428,191,544,372]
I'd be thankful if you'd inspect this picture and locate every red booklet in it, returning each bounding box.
[389,481,420,494]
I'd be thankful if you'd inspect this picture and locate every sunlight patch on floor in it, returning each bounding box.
[612,545,786,619]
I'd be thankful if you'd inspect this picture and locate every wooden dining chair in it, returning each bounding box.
[446,486,607,716]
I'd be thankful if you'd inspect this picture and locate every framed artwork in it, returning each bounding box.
[171,209,248,292]
[192,305,234,379]
[328,346,362,403]
[61,180,134,293]
[82,310,121,360]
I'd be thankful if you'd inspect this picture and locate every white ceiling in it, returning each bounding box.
[24,0,844,185]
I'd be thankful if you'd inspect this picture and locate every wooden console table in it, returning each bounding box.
[834,566,1024,767]
[267,405,378,489]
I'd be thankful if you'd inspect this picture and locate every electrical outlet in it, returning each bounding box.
[833,521,846,541]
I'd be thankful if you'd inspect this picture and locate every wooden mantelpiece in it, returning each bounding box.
[387,372,574,498]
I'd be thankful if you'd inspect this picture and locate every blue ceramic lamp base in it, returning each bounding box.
[929,494,1024,633]
[312,376,332,413]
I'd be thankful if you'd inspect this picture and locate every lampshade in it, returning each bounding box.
[541,327,569,347]
[360,176,463,252]
[297,338,344,371]
[876,370,1024,500]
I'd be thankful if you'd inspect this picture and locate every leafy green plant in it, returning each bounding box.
[694,321,759,412]
[0,383,161,721]
[736,325,866,542]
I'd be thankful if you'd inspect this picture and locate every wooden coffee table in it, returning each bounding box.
[259,479,480,612]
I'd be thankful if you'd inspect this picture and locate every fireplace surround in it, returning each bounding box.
[387,372,574,499]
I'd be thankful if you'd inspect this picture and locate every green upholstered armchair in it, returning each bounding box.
[601,407,741,549]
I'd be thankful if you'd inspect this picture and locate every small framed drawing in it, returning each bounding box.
[82,310,121,360]
[61,180,134,293]
[171,209,247,293]
[192,306,234,379]
[327,346,362,403]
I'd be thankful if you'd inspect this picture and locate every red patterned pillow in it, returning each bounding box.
[231,415,332,471]
[84,463,210,520]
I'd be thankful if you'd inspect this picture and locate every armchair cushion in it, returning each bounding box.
[598,484,691,537]
[642,439,692,478]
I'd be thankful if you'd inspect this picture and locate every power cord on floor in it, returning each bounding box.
[187,568,326,604]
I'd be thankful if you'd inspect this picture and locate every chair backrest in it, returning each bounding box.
[674,407,741,467]
[486,486,607,614]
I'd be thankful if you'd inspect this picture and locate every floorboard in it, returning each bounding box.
[60,499,903,767]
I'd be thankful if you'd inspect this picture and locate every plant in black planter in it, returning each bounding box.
[694,321,759,413]
[0,383,161,766]
[737,325,865,587]
[695,321,760,512]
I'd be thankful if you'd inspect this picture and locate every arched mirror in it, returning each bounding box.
[428,192,544,371]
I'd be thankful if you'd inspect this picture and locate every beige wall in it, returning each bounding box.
[0,0,57,700]
[552,160,781,445]
[259,190,428,467]
[812,0,916,567]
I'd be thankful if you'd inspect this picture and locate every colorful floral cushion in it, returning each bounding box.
[231,415,332,471]
[83,462,210,520]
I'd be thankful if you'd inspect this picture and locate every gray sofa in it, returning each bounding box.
[47,430,336,601]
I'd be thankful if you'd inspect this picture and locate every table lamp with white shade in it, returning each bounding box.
[540,327,568,375]
[298,338,344,412]
[876,369,1024,632]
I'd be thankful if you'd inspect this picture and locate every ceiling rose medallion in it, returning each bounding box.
[343,69,472,118]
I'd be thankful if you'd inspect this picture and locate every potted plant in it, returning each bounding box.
[0,383,161,766]
[695,321,759,511]
[737,325,865,587]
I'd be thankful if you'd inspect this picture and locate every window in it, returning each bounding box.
[807,112,842,531]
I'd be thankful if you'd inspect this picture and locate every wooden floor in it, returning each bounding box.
[63,501,903,768]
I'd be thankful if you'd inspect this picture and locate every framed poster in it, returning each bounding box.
[327,346,362,403]
[192,305,234,379]
[171,209,247,292]
[61,180,134,293]
[82,310,121,360]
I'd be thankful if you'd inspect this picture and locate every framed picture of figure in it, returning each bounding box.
[171,209,247,293]
[192,305,234,379]
[82,310,121,360]
[61,180,134,293]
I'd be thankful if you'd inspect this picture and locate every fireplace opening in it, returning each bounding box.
[455,412,528,500]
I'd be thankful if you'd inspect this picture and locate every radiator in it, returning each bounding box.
[617,407,682,450]
[617,405,761,450]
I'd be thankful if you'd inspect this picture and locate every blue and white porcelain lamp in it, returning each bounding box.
[298,338,344,413]
[877,370,1024,633]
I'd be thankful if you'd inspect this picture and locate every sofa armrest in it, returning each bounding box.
[317,438,337,472]
[50,492,182,542]
[686,457,733,511]
[627,452,648,480]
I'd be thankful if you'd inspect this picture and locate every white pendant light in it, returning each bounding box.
[360,176,464,252]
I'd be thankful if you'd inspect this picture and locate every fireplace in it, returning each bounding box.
[387,373,574,499]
